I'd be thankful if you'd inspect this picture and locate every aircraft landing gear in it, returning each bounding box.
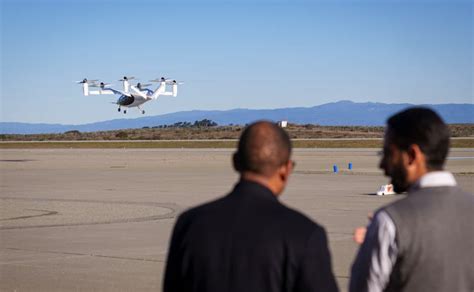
[142,110,145,114]
[118,107,121,112]
[124,110,127,114]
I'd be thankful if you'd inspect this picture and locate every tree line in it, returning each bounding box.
[143,119,218,129]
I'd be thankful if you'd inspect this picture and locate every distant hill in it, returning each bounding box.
[1,100,473,134]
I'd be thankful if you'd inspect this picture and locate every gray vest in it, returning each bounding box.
[383,186,474,292]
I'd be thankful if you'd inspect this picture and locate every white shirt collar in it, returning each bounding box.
[415,171,457,189]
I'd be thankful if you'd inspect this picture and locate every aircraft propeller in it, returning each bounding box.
[89,82,113,89]
[76,78,98,84]
[136,82,152,90]
[149,77,170,83]
[168,80,184,85]
[119,76,136,81]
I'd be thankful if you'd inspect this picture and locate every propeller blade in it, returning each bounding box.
[149,77,168,83]
[76,79,99,84]
[136,82,153,90]
[166,80,184,85]
[119,76,136,81]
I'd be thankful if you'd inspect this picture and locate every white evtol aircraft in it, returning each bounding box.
[77,76,182,114]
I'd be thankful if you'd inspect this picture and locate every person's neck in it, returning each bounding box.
[240,172,279,196]
[406,161,430,188]
[411,168,445,187]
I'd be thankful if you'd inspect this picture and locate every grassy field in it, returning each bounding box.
[2,124,473,142]
[2,124,473,148]
[1,138,473,149]
[2,125,385,141]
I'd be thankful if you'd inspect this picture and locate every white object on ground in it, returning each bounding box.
[376,184,396,196]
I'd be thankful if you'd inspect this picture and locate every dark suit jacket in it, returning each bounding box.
[163,180,339,292]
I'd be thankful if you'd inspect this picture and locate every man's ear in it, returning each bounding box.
[233,152,242,172]
[279,161,291,183]
[407,144,423,165]
[405,144,429,180]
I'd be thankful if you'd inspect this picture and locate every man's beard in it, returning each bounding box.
[390,161,410,193]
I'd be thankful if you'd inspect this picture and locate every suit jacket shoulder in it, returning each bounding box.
[164,180,338,292]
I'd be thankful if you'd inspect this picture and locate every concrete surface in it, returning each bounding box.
[1,149,473,291]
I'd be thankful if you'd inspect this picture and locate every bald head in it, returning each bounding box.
[234,121,292,177]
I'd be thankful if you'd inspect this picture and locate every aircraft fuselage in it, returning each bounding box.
[117,95,148,108]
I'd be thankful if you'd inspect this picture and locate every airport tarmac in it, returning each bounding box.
[1,148,473,291]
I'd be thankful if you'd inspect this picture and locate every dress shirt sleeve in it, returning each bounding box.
[295,227,339,292]
[349,211,398,292]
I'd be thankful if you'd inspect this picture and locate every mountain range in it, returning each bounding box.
[1,101,473,134]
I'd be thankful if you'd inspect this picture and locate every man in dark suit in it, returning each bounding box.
[164,121,339,292]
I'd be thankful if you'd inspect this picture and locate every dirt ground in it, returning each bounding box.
[1,148,473,291]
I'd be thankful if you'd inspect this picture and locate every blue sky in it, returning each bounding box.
[1,0,472,124]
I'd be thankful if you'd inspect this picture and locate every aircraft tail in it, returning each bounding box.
[172,83,178,97]
[82,83,89,96]
[123,80,130,93]
[151,81,166,99]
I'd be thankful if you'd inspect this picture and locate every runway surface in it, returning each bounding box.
[1,149,473,291]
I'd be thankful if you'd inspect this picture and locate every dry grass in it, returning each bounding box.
[1,138,472,149]
[1,124,472,148]
[0,141,237,149]
[2,124,473,142]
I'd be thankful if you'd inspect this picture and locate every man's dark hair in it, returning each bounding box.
[234,121,292,177]
[387,107,450,170]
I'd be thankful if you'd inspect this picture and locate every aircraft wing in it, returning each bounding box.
[130,85,148,99]
[102,88,131,97]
